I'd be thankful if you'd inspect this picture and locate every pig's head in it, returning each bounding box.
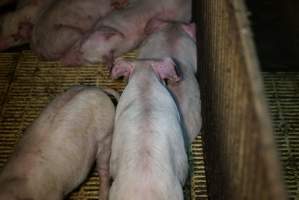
[145,19,197,73]
[80,26,124,65]
[111,57,180,82]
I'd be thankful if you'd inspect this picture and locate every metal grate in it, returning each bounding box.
[263,72,299,200]
[0,51,208,199]
[0,53,19,112]
[190,136,209,199]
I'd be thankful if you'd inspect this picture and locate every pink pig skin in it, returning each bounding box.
[74,0,191,65]
[31,0,114,60]
[0,0,55,50]
[0,86,117,200]
[109,58,188,200]
[136,21,202,144]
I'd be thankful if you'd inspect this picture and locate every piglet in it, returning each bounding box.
[136,20,201,144]
[0,0,54,50]
[31,0,118,60]
[109,57,188,200]
[0,86,117,200]
[63,0,191,65]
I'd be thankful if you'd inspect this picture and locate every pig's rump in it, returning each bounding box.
[0,86,115,199]
[109,120,188,200]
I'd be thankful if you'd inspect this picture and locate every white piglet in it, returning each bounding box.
[0,86,116,200]
[137,21,201,144]
[109,58,188,200]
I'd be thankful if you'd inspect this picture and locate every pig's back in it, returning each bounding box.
[111,71,188,184]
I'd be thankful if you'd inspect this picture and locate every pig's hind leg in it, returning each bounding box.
[96,136,112,200]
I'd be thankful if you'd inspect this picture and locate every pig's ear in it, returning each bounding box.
[152,57,180,82]
[111,58,134,79]
[145,18,169,35]
[181,23,196,40]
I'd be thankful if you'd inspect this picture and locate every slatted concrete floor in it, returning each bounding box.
[264,72,299,200]
[0,51,208,200]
